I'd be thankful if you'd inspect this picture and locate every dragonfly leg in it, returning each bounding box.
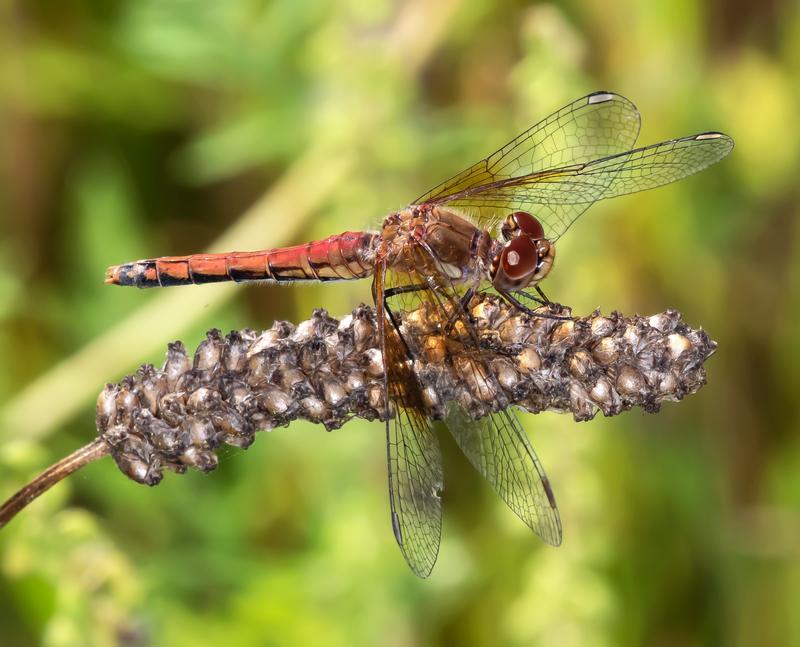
[513,285,554,306]
[534,286,571,315]
[383,284,428,360]
[384,284,428,298]
[499,289,572,321]
[535,285,551,304]
[513,289,547,306]
[443,286,477,335]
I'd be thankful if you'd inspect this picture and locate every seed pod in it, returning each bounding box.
[95,295,716,487]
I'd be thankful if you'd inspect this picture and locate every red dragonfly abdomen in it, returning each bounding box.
[105,231,379,288]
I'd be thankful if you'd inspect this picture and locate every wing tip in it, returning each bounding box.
[693,131,735,156]
[587,91,618,105]
[404,547,439,579]
[694,131,728,141]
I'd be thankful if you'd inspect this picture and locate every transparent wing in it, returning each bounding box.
[414,91,733,241]
[414,91,642,231]
[427,132,733,240]
[377,238,562,554]
[385,397,443,578]
[375,259,443,578]
[445,404,561,545]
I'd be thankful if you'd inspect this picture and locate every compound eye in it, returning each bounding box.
[511,211,545,239]
[500,236,539,280]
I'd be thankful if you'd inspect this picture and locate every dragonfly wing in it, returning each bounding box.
[375,259,443,578]
[414,91,641,228]
[444,404,562,545]
[564,131,734,201]
[378,237,563,550]
[386,399,444,577]
[425,131,733,241]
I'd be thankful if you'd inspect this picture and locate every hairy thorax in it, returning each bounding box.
[379,205,492,284]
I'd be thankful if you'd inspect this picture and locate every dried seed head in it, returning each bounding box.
[95,295,716,487]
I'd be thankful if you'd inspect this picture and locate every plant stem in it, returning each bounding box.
[0,438,110,530]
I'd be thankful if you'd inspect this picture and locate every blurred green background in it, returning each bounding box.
[1,0,799,645]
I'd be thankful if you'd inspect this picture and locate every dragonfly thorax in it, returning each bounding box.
[381,206,490,284]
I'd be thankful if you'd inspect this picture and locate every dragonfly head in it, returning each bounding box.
[490,212,555,290]
[500,211,545,241]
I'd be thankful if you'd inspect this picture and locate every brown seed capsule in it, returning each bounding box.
[301,396,326,423]
[551,320,575,345]
[589,377,614,409]
[499,315,531,343]
[658,371,679,396]
[322,379,348,407]
[403,306,427,329]
[616,365,645,396]
[363,348,384,377]
[569,350,592,379]
[186,387,214,412]
[569,383,595,421]
[590,316,615,338]
[623,324,643,352]
[493,358,519,391]
[368,384,386,414]
[422,386,441,411]
[278,368,307,392]
[517,346,542,372]
[139,370,167,415]
[163,343,190,388]
[352,316,376,353]
[592,337,618,365]
[259,385,293,415]
[182,446,218,472]
[186,418,216,445]
[96,385,118,428]
[248,330,281,357]
[648,313,672,332]
[667,333,692,359]
[194,331,223,371]
[222,332,250,373]
[470,298,503,329]
[115,389,140,425]
[423,335,447,364]
[292,319,318,344]
[453,357,496,402]
[345,370,366,392]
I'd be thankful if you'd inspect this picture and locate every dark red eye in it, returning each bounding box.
[501,236,539,279]
[511,211,545,239]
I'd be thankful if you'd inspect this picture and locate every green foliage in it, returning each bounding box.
[2,0,800,645]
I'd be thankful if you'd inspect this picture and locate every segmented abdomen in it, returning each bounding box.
[105,231,379,288]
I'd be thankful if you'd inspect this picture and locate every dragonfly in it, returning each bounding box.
[106,91,733,577]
